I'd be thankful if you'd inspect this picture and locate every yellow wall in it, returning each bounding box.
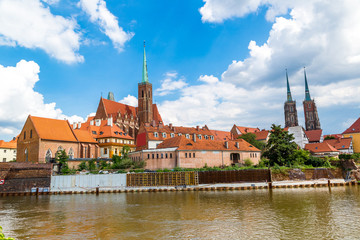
[343,133,360,153]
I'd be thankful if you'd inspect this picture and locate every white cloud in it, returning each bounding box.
[41,0,60,5]
[0,60,84,140]
[155,72,188,96]
[0,0,83,64]
[119,94,138,107]
[79,0,134,51]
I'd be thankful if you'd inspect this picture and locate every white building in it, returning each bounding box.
[0,139,17,162]
[287,126,309,149]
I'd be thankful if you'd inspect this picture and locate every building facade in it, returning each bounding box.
[0,139,17,162]
[343,117,360,153]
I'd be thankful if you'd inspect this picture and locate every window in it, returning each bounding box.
[68,148,74,159]
[170,153,173,158]
[210,135,214,140]
[152,154,154,159]
[198,135,202,140]
[157,154,159,159]
[154,132,158,137]
[205,135,208,140]
[185,153,187,158]
[45,149,52,162]
[170,133,175,138]
[3,150,6,153]
[24,131,26,140]
[25,148,28,162]
[147,154,150,159]
[308,103,311,108]
[30,129,32,138]
[165,153,168,158]
[185,134,190,139]
[193,153,195,158]
[3,158,5,162]
[92,131,97,134]
[100,131,104,135]
[178,133,182,136]
[104,148,108,154]
[162,132,167,138]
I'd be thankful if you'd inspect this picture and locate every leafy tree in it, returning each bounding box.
[87,159,96,171]
[324,135,336,140]
[78,161,87,171]
[262,124,298,166]
[0,226,14,240]
[121,145,131,159]
[238,133,265,150]
[55,150,70,174]
[289,149,310,166]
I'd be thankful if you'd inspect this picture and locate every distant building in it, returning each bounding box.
[94,44,163,138]
[136,124,215,151]
[342,117,360,153]
[0,139,17,162]
[210,129,232,141]
[303,68,321,131]
[287,126,309,149]
[323,137,353,154]
[230,124,260,139]
[130,136,261,170]
[75,116,135,158]
[253,130,270,143]
[17,116,99,164]
[305,129,323,143]
[284,69,299,128]
[305,142,339,158]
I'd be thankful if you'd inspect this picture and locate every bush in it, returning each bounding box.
[244,158,253,167]
[133,160,146,169]
[0,226,14,240]
[87,159,96,171]
[78,161,87,171]
[100,161,109,169]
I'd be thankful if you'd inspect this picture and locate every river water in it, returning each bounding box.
[1,186,360,239]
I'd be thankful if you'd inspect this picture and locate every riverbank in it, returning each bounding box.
[0,179,357,197]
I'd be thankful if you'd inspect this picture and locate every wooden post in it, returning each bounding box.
[96,187,99,195]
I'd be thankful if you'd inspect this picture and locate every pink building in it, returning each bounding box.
[130,135,261,170]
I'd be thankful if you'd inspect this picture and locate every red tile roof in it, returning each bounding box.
[157,136,260,152]
[236,126,260,134]
[305,129,323,142]
[253,130,269,141]
[323,137,352,150]
[343,117,360,134]
[73,130,98,143]
[210,130,232,141]
[0,140,17,149]
[30,116,78,142]
[305,142,339,153]
[144,125,213,141]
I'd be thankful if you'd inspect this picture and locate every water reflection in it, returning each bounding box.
[1,186,360,239]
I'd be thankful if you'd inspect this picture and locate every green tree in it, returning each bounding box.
[238,133,265,150]
[55,150,70,174]
[324,135,336,140]
[0,226,14,240]
[262,124,298,166]
[121,145,131,159]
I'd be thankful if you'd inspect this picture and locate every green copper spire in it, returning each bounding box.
[286,69,292,102]
[142,41,149,83]
[304,67,311,101]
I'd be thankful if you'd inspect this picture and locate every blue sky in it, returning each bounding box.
[0,0,359,141]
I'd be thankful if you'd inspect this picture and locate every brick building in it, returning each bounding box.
[17,115,99,163]
[130,135,261,170]
[230,125,261,139]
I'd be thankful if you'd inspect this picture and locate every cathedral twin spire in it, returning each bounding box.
[142,41,149,83]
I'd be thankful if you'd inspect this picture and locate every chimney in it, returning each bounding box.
[107,117,113,126]
[236,142,239,149]
[196,126,199,131]
[169,123,172,129]
[225,141,229,149]
[73,123,77,129]
[159,121,163,128]
[78,122,81,129]
[193,133,196,142]
[90,120,94,126]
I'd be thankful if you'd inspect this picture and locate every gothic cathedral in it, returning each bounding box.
[284,69,299,128]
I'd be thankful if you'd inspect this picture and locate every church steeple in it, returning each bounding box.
[304,67,311,101]
[142,41,149,83]
[286,69,292,102]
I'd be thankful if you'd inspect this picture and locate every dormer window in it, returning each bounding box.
[154,132,158,137]
[162,132,167,138]
[92,131,97,134]
[178,133,182,136]
[100,131,104,135]
[210,135,214,140]
[198,134,202,140]
[204,135,208,140]
[170,133,175,138]
[185,134,190,139]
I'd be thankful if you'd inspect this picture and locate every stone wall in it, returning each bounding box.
[0,162,52,193]
[271,168,344,181]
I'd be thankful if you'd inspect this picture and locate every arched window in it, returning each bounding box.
[56,146,64,158]
[45,149,52,163]
[142,90,144,98]
[25,148,28,162]
[148,91,151,98]
[68,148,74,159]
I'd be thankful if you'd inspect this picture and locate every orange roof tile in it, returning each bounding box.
[102,98,137,117]
[305,129,323,142]
[236,126,260,134]
[0,140,16,149]
[145,125,213,141]
[323,137,352,150]
[343,117,360,134]
[210,130,232,141]
[30,116,78,142]
[157,136,260,152]
[253,130,269,141]
[73,130,98,143]
[305,142,339,153]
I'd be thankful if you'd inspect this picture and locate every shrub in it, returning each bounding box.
[244,158,253,167]
[133,160,146,169]
[78,161,87,171]
[0,226,14,240]
[87,159,96,171]
[100,161,109,169]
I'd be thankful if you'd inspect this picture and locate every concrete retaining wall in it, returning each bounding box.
[50,174,127,192]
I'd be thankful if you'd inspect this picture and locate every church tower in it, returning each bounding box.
[303,68,321,130]
[284,69,299,128]
[138,42,153,126]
